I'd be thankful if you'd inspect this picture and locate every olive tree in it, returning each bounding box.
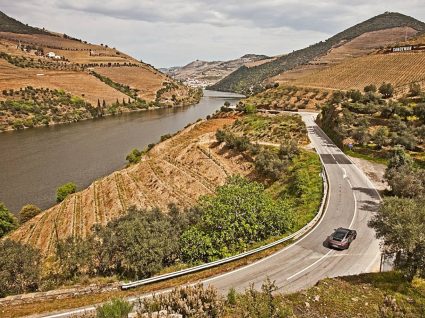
[18,204,41,224]
[0,202,17,238]
[369,197,425,281]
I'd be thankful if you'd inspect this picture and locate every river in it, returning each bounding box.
[0,90,243,213]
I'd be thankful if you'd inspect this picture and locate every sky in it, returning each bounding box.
[1,1,425,68]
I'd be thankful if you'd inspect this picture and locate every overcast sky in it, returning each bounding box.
[2,1,425,68]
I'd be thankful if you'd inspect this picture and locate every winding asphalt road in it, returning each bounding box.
[203,112,381,293]
[35,112,381,317]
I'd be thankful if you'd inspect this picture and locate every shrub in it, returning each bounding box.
[408,83,422,97]
[0,202,17,238]
[160,133,172,142]
[96,298,133,318]
[138,284,223,318]
[126,148,142,164]
[56,182,77,202]
[379,82,394,98]
[364,84,377,93]
[243,104,257,114]
[18,204,41,224]
[231,278,292,317]
[0,239,41,297]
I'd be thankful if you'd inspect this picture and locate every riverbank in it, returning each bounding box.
[0,90,243,213]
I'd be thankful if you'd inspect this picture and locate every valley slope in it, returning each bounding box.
[209,12,425,95]
[0,11,201,131]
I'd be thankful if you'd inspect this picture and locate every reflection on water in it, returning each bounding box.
[0,90,242,213]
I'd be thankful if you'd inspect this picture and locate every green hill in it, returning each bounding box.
[0,11,50,35]
[209,12,425,95]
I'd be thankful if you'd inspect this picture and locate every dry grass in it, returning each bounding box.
[94,66,167,101]
[0,59,129,105]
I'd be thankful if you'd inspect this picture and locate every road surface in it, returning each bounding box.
[35,112,381,317]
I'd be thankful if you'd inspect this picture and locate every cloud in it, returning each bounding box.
[1,0,425,67]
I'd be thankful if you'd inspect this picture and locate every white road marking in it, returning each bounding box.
[286,250,333,281]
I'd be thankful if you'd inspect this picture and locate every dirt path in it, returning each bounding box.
[348,156,388,191]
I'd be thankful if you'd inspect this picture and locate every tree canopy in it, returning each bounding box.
[0,202,17,238]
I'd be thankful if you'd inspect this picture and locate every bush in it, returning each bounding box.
[408,83,422,97]
[243,104,257,114]
[364,84,377,93]
[0,202,17,238]
[125,148,142,164]
[230,278,292,317]
[18,204,41,224]
[138,284,223,318]
[0,239,41,297]
[56,182,77,202]
[379,83,394,98]
[96,298,133,318]
[254,149,288,181]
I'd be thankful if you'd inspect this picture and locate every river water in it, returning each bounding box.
[0,90,242,213]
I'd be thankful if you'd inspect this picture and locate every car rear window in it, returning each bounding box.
[333,231,347,241]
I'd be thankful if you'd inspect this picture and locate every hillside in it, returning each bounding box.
[0,11,50,35]
[163,54,271,87]
[0,11,201,131]
[209,12,425,94]
[291,51,425,93]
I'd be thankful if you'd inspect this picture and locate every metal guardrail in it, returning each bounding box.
[121,166,329,290]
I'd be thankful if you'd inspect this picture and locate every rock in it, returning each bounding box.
[351,297,359,302]
[314,295,320,302]
[305,301,310,308]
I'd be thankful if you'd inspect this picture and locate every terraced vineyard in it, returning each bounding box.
[294,52,425,92]
[8,117,250,254]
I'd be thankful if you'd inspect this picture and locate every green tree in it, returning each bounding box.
[379,83,394,98]
[94,207,181,279]
[56,236,96,279]
[0,239,41,297]
[56,182,77,202]
[0,202,17,238]
[373,126,389,149]
[180,176,294,262]
[369,197,425,281]
[18,204,41,224]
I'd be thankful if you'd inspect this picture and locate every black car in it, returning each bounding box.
[326,227,357,250]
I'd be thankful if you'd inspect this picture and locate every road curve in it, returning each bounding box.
[35,112,381,317]
[203,112,381,293]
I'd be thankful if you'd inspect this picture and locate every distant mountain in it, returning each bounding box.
[209,12,425,94]
[0,11,50,35]
[162,54,272,87]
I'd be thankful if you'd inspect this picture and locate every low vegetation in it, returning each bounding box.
[240,85,331,111]
[0,86,152,131]
[317,86,425,165]
[95,272,425,317]
[56,182,77,202]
